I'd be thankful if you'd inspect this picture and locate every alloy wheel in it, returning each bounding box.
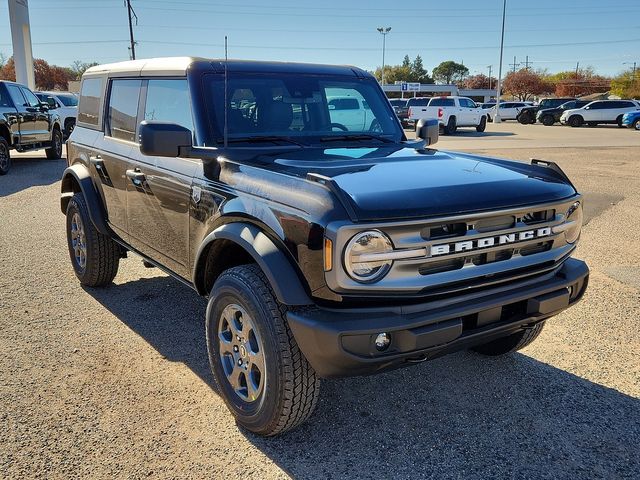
[70,212,87,270]
[218,303,265,403]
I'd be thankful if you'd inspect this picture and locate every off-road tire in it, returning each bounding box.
[476,116,487,132]
[45,126,63,159]
[64,118,76,139]
[471,321,545,356]
[568,115,583,128]
[443,116,457,135]
[0,137,11,175]
[65,192,120,286]
[541,114,555,126]
[517,112,534,124]
[206,264,320,436]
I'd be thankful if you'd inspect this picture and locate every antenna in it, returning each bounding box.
[224,35,229,149]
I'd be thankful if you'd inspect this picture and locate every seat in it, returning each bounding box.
[259,101,293,132]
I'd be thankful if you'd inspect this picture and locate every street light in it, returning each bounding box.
[487,65,493,90]
[493,0,507,123]
[623,61,637,78]
[377,26,391,86]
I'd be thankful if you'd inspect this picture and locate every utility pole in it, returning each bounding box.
[494,0,507,123]
[509,56,519,73]
[623,61,637,81]
[487,65,493,90]
[574,62,579,97]
[523,55,531,70]
[377,27,391,86]
[125,0,138,60]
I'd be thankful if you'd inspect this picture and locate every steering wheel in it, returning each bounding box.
[330,122,349,132]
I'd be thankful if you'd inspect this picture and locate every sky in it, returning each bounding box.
[1,0,639,77]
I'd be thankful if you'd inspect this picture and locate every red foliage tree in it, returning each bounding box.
[461,74,496,90]
[502,69,553,100]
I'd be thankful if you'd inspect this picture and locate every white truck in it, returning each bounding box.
[408,96,487,134]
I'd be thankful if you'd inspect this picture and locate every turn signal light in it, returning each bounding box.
[324,238,333,272]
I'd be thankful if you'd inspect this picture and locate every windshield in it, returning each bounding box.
[56,94,78,107]
[205,73,403,145]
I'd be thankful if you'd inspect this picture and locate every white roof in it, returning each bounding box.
[84,57,202,77]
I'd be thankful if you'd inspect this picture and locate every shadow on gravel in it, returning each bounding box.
[0,156,65,197]
[90,275,640,479]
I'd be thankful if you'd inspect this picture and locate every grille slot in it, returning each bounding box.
[471,248,514,266]
[522,209,555,225]
[520,241,553,256]
[475,215,514,233]
[421,222,466,240]
[419,258,464,275]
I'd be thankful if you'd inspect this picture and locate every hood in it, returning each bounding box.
[267,146,577,221]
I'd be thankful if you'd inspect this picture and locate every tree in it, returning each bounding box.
[33,59,54,90]
[0,57,16,81]
[502,68,552,100]
[373,55,433,84]
[546,67,610,97]
[410,55,432,83]
[461,74,496,90]
[70,60,99,80]
[402,55,410,68]
[432,61,468,84]
[610,68,640,99]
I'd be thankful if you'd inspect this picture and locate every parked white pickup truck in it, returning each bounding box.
[408,96,487,134]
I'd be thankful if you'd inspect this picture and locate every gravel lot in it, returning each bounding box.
[1,123,639,479]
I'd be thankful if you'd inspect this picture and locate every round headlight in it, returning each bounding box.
[344,230,393,283]
[564,201,583,243]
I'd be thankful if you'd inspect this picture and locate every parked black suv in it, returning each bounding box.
[517,97,577,124]
[0,80,63,174]
[61,58,589,436]
[537,99,591,126]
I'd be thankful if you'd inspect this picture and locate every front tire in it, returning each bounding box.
[45,126,63,159]
[0,137,11,175]
[633,119,640,130]
[476,116,487,132]
[472,322,545,356]
[568,115,583,127]
[65,193,120,286]
[206,265,320,436]
[617,115,624,128]
[541,115,555,126]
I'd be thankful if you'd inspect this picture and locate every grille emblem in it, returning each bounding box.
[430,227,552,257]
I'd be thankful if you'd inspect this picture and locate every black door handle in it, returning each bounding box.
[126,168,146,186]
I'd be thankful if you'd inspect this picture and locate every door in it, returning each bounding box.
[458,98,476,125]
[20,87,51,142]
[5,84,36,143]
[125,78,196,278]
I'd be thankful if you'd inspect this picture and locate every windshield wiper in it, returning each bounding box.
[319,134,394,144]
[217,135,306,147]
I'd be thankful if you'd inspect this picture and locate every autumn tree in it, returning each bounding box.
[461,73,496,89]
[432,61,468,84]
[546,67,610,97]
[502,68,552,100]
[610,68,640,99]
[0,57,16,81]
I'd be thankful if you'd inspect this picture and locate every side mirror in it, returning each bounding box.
[139,121,192,157]
[45,97,57,109]
[416,118,439,146]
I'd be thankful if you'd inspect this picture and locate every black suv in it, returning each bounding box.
[517,97,577,124]
[61,58,589,436]
[0,80,64,174]
[537,100,591,126]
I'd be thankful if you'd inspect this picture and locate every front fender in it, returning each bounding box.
[60,164,110,235]
[194,222,312,306]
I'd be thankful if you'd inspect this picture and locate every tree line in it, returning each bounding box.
[0,54,97,91]
[375,55,638,100]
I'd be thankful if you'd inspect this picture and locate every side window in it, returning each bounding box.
[6,84,26,107]
[107,79,141,142]
[619,101,635,108]
[21,88,41,108]
[144,79,194,134]
[78,77,104,126]
[429,98,455,107]
[328,98,360,110]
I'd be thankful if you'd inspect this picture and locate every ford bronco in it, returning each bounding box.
[61,57,589,436]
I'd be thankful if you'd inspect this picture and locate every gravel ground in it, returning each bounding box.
[1,137,639,479]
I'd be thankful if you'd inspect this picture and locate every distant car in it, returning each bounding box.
[560,100,640,127]
[388,98,409,126]
[409,96,487,134]
[480,101,496,109]
[517,97,576,124]
[35,91,78,139]
[327,95,377,131]
[487,101,533,121]
[536,100,590,126]
[622,110,640,130]
[405,97,432,125]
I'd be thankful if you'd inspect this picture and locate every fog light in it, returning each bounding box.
[374,332,391,351]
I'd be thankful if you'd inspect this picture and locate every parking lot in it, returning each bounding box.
[1,123,639,479]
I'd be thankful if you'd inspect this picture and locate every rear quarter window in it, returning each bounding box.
[429,98,455,107]
[77,77,104,127]
[107,79,142,143]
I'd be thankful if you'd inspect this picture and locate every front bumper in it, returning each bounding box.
[287,258,589,378]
